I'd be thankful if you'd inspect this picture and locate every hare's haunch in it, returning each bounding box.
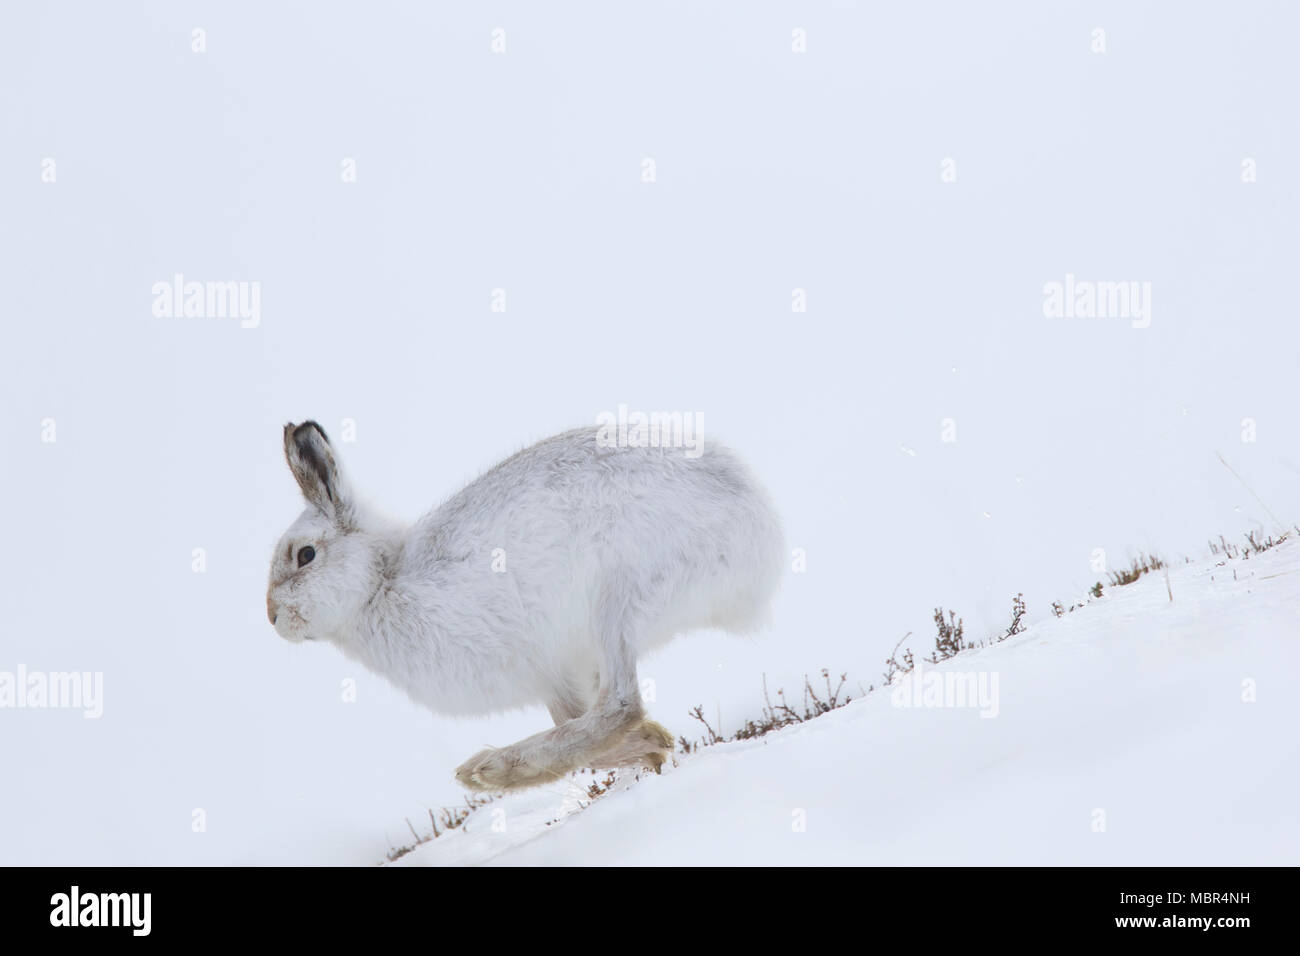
[267,421,784,791]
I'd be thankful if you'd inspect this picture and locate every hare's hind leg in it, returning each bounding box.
[454,694,644,791]
[455,641,646,792]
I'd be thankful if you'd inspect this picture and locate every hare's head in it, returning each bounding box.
[267,421,382,644]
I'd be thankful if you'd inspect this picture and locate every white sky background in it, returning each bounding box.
[1,2,1297,864]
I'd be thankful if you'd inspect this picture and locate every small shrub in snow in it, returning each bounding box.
[882,632,915,685]
[681,669,854,752]
[1244,529,1290,556]
[1108,552,1165,587]
[1004,593,1026,639]
[386,792,496,862]
[926,608,967,663]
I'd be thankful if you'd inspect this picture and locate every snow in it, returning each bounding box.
[396,542,1300,866]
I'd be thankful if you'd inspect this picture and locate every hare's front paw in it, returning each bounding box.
[587,719,675,774]
[636,719,676,753]
[629,719,675,773]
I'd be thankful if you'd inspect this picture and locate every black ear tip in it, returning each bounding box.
[294,420,331,445]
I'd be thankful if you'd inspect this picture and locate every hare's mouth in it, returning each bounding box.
[275,607,312,642]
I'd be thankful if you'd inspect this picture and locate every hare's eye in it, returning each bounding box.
[297,546,316,568]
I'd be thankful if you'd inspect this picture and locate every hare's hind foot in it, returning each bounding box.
[454,745,567,792]
[453,718,675,791]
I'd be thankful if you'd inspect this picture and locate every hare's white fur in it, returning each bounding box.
[268,422,784,791]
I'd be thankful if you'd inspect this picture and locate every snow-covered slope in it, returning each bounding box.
[394,540,1300,866]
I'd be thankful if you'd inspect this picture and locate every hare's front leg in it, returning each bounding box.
[548,692,676,773]
[589,719,676,773]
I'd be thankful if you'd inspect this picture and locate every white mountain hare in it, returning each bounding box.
[267,421,784,791]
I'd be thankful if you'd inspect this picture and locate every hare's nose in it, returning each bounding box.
[267,595,279,626]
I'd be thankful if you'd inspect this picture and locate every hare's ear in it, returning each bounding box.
[283,421,355,527]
